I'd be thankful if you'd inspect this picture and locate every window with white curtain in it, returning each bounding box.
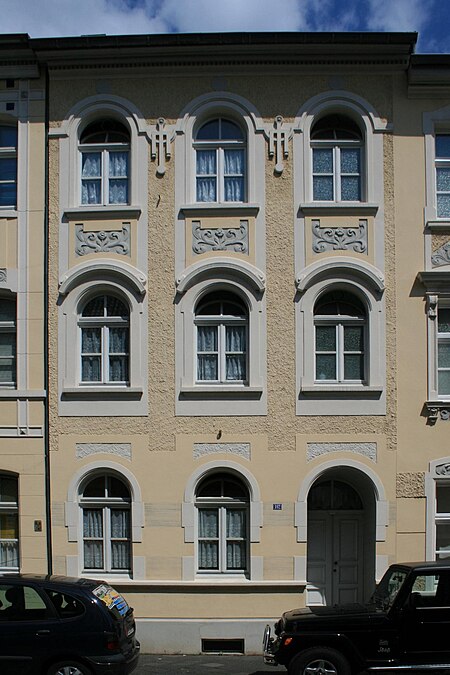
[79,294,129,385]
[79,119,130,206]
[314,290,366,383]
[0,474,19,571]
[435,483,450,559]
[0,125,17,209]
[80,474,131,573]
[437,306,450,397]
[436,135,450,218]
[195,118,246,203]
[0,297,16,387]
[196,473,249,575]
[195,291,248,383]
[311,114,363,202]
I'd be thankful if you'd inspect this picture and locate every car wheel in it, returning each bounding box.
[288,647,351,675]
[46,662,93,675]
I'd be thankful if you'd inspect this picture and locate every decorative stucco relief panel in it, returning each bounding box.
[312,219,367,254]
[76,443,132,460]
[75,223,130,256]
[192,220,249,255]
[193,442,251,460]
[306,442,376,462]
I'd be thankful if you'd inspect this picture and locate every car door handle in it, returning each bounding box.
[36,629,51,636]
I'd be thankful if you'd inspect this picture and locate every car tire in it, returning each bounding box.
[288,647,351,675]
[46,662,93,675]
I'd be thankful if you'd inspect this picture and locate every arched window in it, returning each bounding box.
[194,118,246,203]
[0,125,17,209]
[0,474,18,570]
[79,473,131,572]
[314,290,366,383]
[79,118,130,205]
[196,472,249,574]
[311,114,363,202]
[0,297,16,387]
[195,291,248,383]
[79,294,129,384]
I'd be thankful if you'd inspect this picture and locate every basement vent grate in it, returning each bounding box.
[201,638,245,654]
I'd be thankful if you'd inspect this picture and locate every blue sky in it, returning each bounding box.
[1,0,449,53]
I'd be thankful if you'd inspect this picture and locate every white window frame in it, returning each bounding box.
[194,117,246,204]
[0,124,17,210]
[175,260,266,416]
[79,139,130,207]
[426,459,450,561]
[195,294,248,384]
[79,473,131,575]
[296,261,385,416]
[311,137,363,204]
[424,107,450,226]
[65,461,145,581]
[0,297,16,388]
[314,297,367,384]
[182,460,263,582]
[58,261,147,417]
[79,294,130,386]
[425,294,450,404]
[196,475,249,577]
[0,473,19,572]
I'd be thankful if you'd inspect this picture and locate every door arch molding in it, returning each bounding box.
[295,458,388,542]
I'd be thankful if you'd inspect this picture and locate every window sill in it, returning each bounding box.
[180,385,263,399]
[301,384,383,395]
[62,386,143,400]
[299,203,378,216]
[63,205,141,220]
[426,220,450,231]
[180,203,259,217]
[0,208,17,218]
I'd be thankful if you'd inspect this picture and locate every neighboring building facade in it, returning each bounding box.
[0,37,47,577]
[3,31,450,654]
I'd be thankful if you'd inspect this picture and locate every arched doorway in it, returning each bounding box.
[306,468,376,606]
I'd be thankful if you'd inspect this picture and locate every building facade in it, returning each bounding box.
[2,31,450,654]
[0,37,47,577]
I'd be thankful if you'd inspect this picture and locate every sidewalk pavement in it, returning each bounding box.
[134,654,276,674]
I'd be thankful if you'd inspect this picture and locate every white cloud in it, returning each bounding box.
[366,0,432,33]
[157,0,307,33]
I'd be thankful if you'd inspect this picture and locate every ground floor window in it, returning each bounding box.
[435,482,450,559]
[196,472,249,575]
[0,474,18,570]
[80,474,131,572]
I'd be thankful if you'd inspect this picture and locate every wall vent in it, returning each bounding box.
[201,638,245,654]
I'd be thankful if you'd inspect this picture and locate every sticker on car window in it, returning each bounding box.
[92,584,129,617]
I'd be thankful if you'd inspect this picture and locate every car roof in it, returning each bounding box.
[393,560,450,571]
[0,574,105,590]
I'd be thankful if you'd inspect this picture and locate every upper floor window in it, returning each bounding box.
[0,126,17,209]
[311,114,362,202]
[195,118,246,203]
[79,119,129,206]
[0,298,16,388]
[79,473,131,573]
[314,291,366,383]
[196,472,249,575]
[0,474,19,571]
[79,294,129,385]
[436,135,450,218]
[437,306,450,397]
[195,291,248,383]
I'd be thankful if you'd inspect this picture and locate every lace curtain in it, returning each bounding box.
[83,508,130,570]
[81,151,128,205]
[196,149,244,202]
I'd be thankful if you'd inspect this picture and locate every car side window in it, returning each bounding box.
[47,590,84,618]
[408,572,450,608]
[0,584,49,621]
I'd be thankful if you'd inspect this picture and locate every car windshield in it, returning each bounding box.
[370,567,408,611]
[92,584,130,620]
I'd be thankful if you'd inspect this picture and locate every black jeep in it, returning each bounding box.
[263,560,450,675]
